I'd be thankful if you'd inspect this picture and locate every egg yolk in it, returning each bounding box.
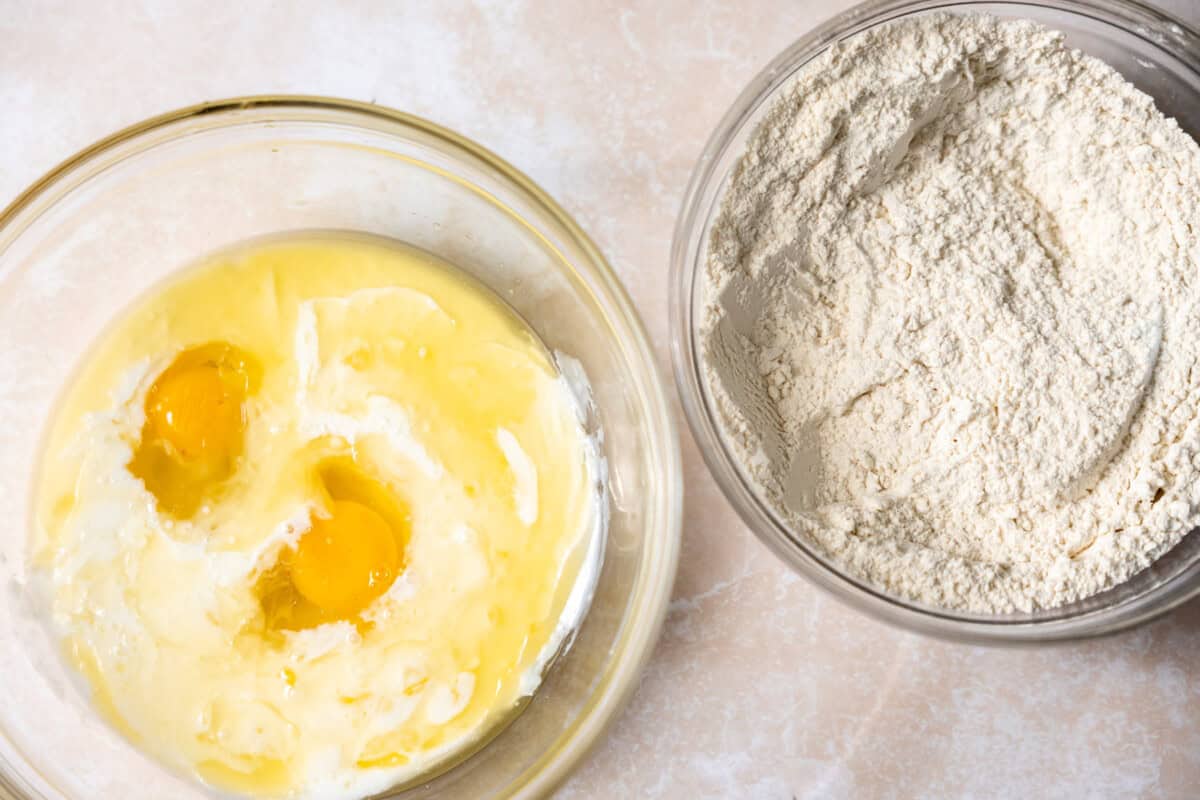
[145,362,243,461]
[129,342,260,518]
[290,500,400,616]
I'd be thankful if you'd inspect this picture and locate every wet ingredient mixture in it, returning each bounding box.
[34,235,604,798]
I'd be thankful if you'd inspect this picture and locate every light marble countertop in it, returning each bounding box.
[5,2,1200,798]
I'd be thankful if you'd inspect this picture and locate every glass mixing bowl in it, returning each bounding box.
[0,97,681,798]
[672,0,1200,643]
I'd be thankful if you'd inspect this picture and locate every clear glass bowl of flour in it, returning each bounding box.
[672,0,1200,643]
[0,98,682,798]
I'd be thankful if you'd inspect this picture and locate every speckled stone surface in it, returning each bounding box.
[4,2,1200,798]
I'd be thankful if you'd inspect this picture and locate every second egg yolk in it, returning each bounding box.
[290,500,400,617]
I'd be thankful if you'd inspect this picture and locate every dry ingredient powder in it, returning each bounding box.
[702,13,1200,613]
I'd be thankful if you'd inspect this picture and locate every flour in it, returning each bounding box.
[702,13,1200,613]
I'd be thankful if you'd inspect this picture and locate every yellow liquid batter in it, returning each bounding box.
[33,234,602,799]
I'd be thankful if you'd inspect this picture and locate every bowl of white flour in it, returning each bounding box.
[671,0,1200,641]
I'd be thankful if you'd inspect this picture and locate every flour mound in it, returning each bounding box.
[702,13,1200,613]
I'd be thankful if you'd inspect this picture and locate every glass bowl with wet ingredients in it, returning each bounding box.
[0,97,682,798]
[671,0,1200,644]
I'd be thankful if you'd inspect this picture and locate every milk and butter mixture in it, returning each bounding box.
[33,235,603,798]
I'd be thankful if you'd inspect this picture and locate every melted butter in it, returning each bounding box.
[34,234,600,799]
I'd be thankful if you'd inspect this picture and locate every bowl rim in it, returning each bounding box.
[670,0,1200,645]
[0,96,683,798]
